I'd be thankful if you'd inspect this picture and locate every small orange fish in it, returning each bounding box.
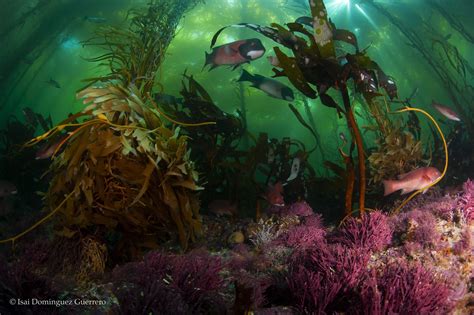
[432,101,461,121]
[383,167,441,196]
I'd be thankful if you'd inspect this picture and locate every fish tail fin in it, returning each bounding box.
[383,180,399,196]
[238,69,254,83]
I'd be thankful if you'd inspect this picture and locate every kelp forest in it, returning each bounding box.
[0,0,473,314]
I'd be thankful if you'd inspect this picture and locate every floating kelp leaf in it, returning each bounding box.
[126,98,144,117]
[319,93,344,113]
[185,74,213,103]
[142,106,161,129]
[92,93,119,104]
[67,128,91,167]
[273,47,317,98]
[133,129,154,153]
[130,161,155,207]
[287,22,316,42]
[376,69,398,99]
[176,163,188,175]
[210,23,282,49]
[88,129,122,157]
[120,135,137,156]
[288,103,319,151]
[346,52,378,70]
[333,29,359,52]
[76,87,112,100]
[270,23,302,48]
[84,104,98,115]
[309,0,335,58]
[295,16,313,27]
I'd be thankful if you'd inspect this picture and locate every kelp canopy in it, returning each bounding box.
[29,0,205,254]
[209,0,399,214]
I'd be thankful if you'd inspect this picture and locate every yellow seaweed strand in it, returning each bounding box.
[389,106,448,214]
[51,121,97,158]
[0,190,75,244]
[22,119,106,148]
[147,94,216,127]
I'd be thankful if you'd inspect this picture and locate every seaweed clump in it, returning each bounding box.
[47,84,203,254]
[18,0,206,261]
[368,130,423,184]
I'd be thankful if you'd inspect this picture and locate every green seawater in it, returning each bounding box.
[0,0,472,176]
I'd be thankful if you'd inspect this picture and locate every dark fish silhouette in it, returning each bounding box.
[238,69,294,101]
[46,78,61,89]
[83,16,107,23]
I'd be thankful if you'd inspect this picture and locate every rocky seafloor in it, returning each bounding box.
[1,181,474,314]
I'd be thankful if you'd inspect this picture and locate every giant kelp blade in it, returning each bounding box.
[210,23,286,49]
[333,29,359,52]
[308,0,335,58]
[274,47,317,98]
[319,93,344,113]
[376,69,398,100]
[187,74,213,103]
[288,103,319,150]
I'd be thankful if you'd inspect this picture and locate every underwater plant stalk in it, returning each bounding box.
[238,83,249,148]
[342,151,355,215]
[148,94,216,127]
[364,0,474,140]
[0,190,75,245]
[427,0,474,44]
[390,105,448,214]
[341,85,366,214]
[303,97,326,163]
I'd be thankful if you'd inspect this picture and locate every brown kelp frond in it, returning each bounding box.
[288,103,318,153]
[6,0,207,254]
[4,80,204,252]
[368,130,423,184]
[43,82,203,252]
